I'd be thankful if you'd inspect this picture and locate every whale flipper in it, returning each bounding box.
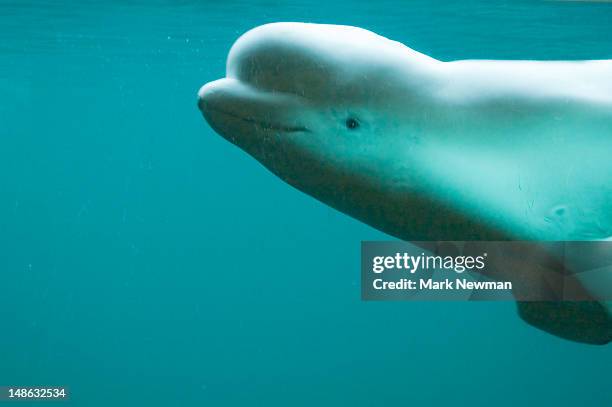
[517,301,611,345]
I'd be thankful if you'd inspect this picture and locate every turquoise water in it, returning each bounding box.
[1,1,611,405]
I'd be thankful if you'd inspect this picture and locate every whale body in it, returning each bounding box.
[198,22,612,344]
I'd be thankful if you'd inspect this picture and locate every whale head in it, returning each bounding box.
[198,23,612,345]
[198,22,443,229]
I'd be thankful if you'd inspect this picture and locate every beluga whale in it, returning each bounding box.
[198,22,612,344]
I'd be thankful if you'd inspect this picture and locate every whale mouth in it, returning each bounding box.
[206,105,310,133]
[198,79,310,135]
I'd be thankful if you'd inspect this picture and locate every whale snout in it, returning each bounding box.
[197,82,212,115]
[198,77,309,146]
[197,79,229,136]
[197,80,223,119]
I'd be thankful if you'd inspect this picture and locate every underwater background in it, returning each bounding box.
[1,0,611,405]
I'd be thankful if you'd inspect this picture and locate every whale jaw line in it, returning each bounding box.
[202,105,309,133]
[198,78,309,146]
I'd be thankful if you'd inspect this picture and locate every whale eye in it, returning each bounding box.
[345,118,359,130]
